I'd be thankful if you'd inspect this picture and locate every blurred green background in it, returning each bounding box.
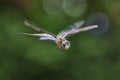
[0,0,120,80]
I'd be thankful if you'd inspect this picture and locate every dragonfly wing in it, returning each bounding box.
[24,20,40,32]
[40,36,56,41]
[24,20,56,37]
[22,33,56,41]
[71,20,85,29]
[57,20,85,38]
[57,21,98,38]
[63,25,98,37]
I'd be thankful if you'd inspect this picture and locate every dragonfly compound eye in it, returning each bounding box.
[62,40,70,49]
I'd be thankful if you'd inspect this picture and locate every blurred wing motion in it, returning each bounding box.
[22,33,56,41]
[57,20,98,38]
[24,20,56,37]
[57,20,85,38]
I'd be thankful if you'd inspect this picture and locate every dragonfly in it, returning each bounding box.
[22,20,98,50]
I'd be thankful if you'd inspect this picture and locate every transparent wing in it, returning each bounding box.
[57,20,85,38]
[57,20,98,38]
[64,25,98,38]
[40,36,56,41]
[71,20,85,29]
[24,20,56,37]
[22,33,56,41]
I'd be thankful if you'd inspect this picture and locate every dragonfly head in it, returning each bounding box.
[61,40,71,50]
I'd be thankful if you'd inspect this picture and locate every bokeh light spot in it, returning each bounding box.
[86,12,109,35]
[43,0,63,15]
[63,0,86,17]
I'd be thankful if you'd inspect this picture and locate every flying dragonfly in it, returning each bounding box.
[22,20,98,50]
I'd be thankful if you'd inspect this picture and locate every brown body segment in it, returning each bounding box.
[56,38,65,48]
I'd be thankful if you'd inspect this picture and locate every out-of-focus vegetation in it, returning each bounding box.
[0,0,120,80]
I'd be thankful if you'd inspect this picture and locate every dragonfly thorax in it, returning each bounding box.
[56,38,70,50]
